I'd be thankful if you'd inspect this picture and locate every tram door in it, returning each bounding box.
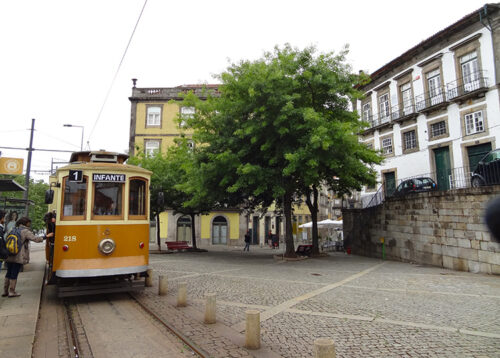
[212,216,227,245]
[177,216,192,243]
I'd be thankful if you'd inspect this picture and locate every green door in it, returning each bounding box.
[384,172,396,197]
[434,147,451,190]
[467,143,492,172]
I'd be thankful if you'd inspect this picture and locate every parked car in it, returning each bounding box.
[471,148,500,187]
[394,177,437,196]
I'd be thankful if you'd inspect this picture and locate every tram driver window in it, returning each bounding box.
[62,176,87,219]
[93,182,123,217]
[129,178,147,217]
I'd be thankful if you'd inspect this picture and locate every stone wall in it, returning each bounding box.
[342,187,500,275]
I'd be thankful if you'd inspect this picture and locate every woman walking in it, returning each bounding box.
[2,217,45,298]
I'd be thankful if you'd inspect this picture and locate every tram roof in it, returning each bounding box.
[56,162,152,175]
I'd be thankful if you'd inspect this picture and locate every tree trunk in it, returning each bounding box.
[283,191,297,257]
[156,212,161,251]
[190,213,198,249]
[305,186,320,256]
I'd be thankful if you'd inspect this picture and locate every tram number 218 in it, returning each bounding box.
[64,236,77,242]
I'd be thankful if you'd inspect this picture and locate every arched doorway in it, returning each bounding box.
[177,216,192,243]
[212,216,227,245]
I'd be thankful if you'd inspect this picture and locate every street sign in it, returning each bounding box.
[0,157,24,175]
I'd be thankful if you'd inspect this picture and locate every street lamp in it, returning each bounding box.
[63,124,84,151]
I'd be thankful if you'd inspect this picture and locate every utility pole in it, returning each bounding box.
[23,118,35,216]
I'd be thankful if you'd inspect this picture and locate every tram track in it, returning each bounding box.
[59,292,207,358]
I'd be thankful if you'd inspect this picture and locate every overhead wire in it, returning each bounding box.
[87,0,148,143]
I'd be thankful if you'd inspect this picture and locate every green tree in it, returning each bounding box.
[129,138,214,250]
[0,175,49,232]
[185,44,382,257]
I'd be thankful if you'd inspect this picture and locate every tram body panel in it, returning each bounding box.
[53,223,149,278]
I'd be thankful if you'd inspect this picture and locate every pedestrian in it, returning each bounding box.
[2,217,44,298]
[43,211,56,269]
[244,230,251,251]
[6,211,18,235]
[272,234,279,249]
[267,230,272,247]
[0,210,6,271]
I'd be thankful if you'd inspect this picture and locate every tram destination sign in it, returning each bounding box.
[92,173,126,183]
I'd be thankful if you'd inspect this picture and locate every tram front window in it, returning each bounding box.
[62,176,87,219]
[129,179,147,217]
[93,182,123,217]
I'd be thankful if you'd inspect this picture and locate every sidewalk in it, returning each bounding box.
[0,244,45,358]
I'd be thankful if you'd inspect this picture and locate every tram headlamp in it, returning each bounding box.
[98,238,116,255]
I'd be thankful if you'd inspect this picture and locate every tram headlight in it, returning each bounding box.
[98,238,116,255]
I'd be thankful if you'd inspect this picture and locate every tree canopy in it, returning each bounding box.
[184,44,382,257]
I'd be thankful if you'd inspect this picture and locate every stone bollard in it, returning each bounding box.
[245,310,260,350]
[158,275,167,296]
[177,282,187,307]
[313,338,336,358]
[204,293,216,324]
[145,269,153,287]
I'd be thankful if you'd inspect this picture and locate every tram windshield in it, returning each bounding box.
[62,176,87,219]
[93,182,123,217]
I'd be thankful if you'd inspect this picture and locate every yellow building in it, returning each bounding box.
[128,81,334,247]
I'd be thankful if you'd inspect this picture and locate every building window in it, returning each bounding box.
[465,110,484,135]
[379,93,390,120]
[430,121,446,138]
[403,130,417,150]
[382,138,393,155]
[461,51,479,92]
[400,82,413,115]
[180,106,195,127]
[146,106,161,126]
[144,140,160,156]
[362,103,371,121]
[426,69,442,105]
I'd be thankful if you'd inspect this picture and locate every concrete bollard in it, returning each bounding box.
[204,293,216,324]
[313,338,336,358]
[245,310,260,350]
[177,282,187,307]
[158,275,168,296]
[145,269,153,287]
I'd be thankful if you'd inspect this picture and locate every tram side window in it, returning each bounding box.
[129,178,147,217]
[62,176,87,219]
[93,183,123,217]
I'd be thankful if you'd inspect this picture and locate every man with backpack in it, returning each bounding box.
[0,210,6,271]
[2,217,44,298]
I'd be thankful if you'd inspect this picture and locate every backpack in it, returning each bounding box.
[5,227,23,256]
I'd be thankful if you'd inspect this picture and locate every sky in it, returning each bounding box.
[0,0,489,182]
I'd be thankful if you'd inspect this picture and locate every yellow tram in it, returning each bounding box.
[45,151,151,296]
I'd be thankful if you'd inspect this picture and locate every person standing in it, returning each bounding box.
[2,217,44,298]
[0,210,6,272]
[6,211,17,235]
[244,230,251,251]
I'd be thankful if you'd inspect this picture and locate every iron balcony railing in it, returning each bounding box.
[390,101,416,121]
[415,88,448,112]
[446,70,488,100]
[363,112,392,129]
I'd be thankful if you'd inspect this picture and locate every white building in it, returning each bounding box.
[356,4,500,203]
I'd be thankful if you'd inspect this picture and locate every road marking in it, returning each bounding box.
[231,261,386,332]
[343,284,500,299]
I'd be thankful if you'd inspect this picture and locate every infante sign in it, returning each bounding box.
[92,173,126,183]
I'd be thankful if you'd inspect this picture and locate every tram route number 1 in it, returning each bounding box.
[69,170,83,183]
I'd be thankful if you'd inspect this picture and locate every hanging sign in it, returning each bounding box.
[0,157,24,175]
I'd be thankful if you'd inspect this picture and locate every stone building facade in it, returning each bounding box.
[355,4,500,204]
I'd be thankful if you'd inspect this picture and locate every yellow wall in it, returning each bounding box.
[159,211,168,239]
[201,212,240,240]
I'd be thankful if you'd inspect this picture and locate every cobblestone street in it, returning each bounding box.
[136,247,500,357]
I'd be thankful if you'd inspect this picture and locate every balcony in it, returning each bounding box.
[363,112,392,130]
[390,102,418,122]
[446,70,488,104]
[415,88,449,114]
